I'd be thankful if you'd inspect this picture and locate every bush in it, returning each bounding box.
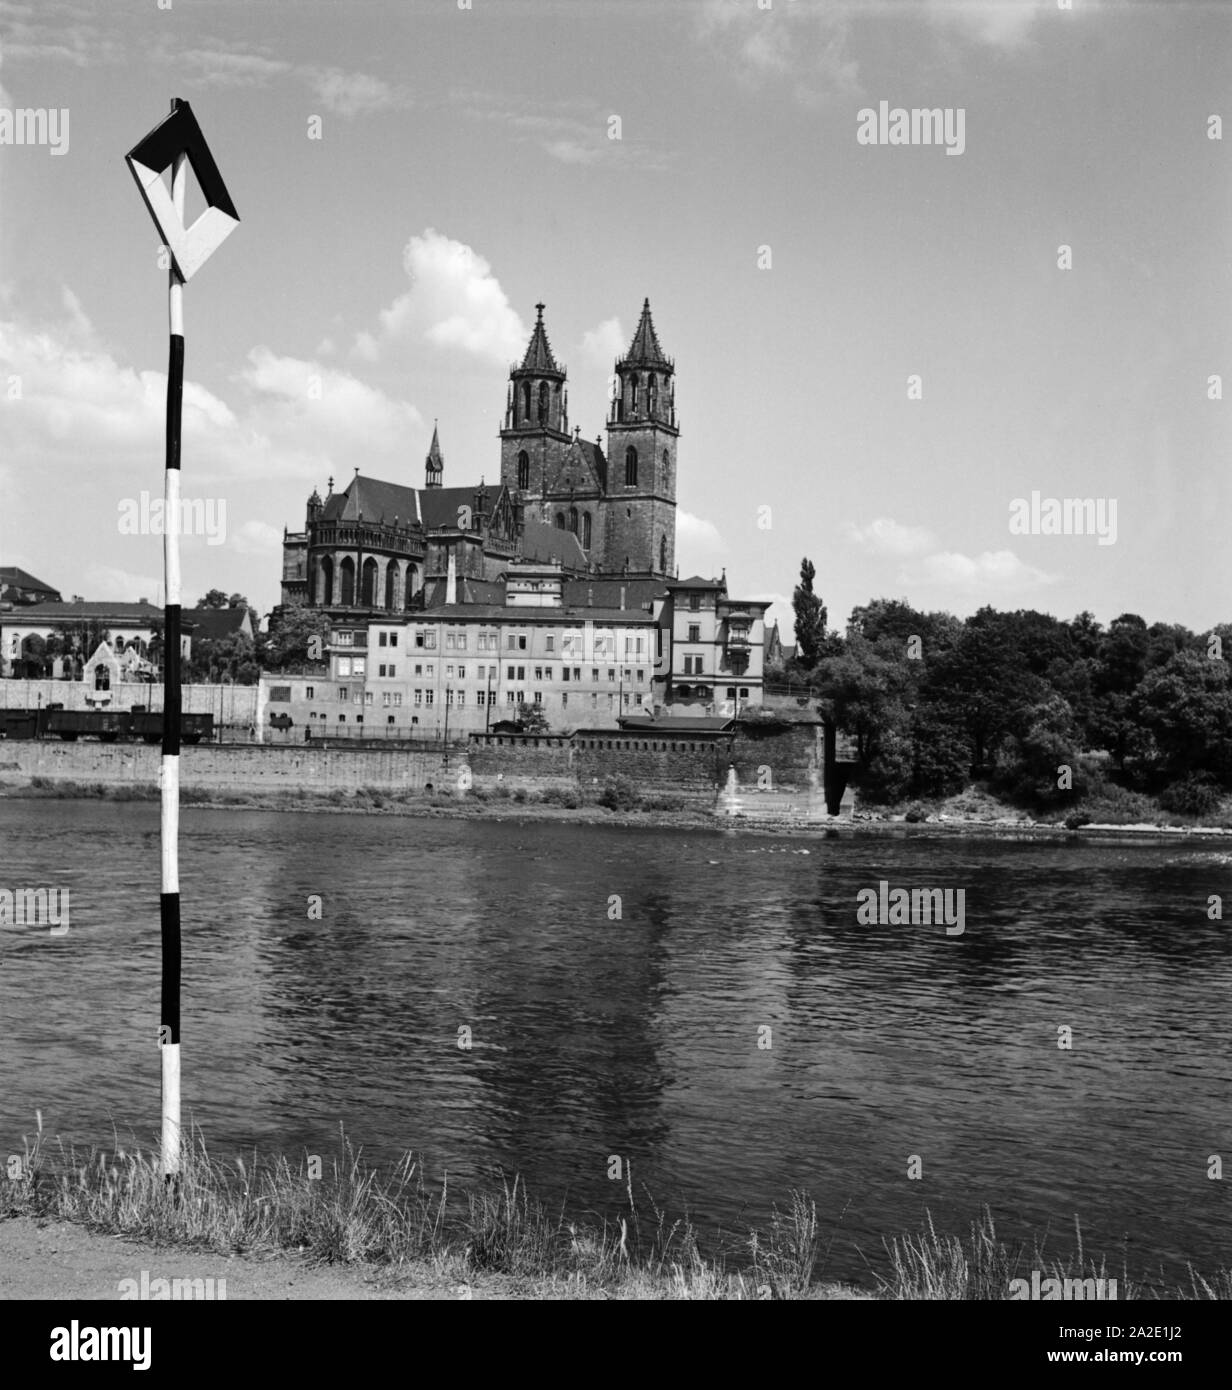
[1159,773,1223,818]
[538,786,581,809]
[598,776,641,812]
[1063,812,1091,831]
[1078,782,1156,825]
[904,804,928,824]
[642,793,687,812]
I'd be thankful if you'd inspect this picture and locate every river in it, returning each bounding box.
[1,801,1229,1286]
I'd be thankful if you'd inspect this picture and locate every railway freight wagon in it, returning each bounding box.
[42,709,213,743]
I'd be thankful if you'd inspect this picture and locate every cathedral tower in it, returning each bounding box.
[500,303,570,500]
[604,299,678,577]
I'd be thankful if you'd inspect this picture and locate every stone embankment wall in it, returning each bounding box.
[0,722,848,815]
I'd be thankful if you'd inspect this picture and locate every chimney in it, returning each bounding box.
[446,550,457,606]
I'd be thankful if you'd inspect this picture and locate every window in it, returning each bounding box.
[425,691,434,706]
[568,507,578,533]
[339,714,346,722]
[390,634,398,648]
[535,666,543,681]
[383,692,391,707]
[507,635,517,650]
[506,691,515,705]
[388,665,395,678]
[688,624,700,643]
[636,669,644,682]
[269,685,292,702]
[479,632,497,652]
[507,666,515,680]
[689,594,701,612]
[726,687,736,699]
[545,635,554,651]
[457,665,465,678]
[608,669,615,681]
[518,635,527,650]
[446,690,455,706]
[660,535,667,573]
[379,632,388,647]
[415,631,436,650]
[414,690,422,706]
[635,694,643,706]
[544,667,552,681]
[455,633,466,651]
[562,692,568,707]
[379,664,386,677]
[425,665,433,676]
[582,513,592,549]
[517,450,529,489]
[555,513,565,530]
[305,686,315,700]
[562,667,569,682]
[573,667,581,681]
[336,631,354,646]
[415,664,423,677]
[338,657,352,678]
[591,669,599,682]
[388,715,395,725]
[591,693,598,707]
[352,658,365,676]
[339,686,348,701]
[624,446,638,486]
[534,691,543,705]
[393,693,402,706]
[446,665,454,678]
[517,666,526,680]
[739,688,749,699]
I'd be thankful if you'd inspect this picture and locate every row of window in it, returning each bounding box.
[350,663,651,686]
[373,630,648,656]
[311,691,644,714]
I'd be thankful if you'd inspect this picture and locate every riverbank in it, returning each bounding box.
[5,1127,1226,1301]
[3,775,1232,840]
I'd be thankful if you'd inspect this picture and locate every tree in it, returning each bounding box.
[793,558,827,668]
[515,702,550,735]
[196,589,230,610]
[261,605,331,673]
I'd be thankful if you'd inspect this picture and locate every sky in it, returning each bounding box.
[0,0,1229,637]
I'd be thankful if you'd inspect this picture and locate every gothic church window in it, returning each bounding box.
[517,450,529,489]
[555,513,565,529]
[625,447,638,486]
[582,513,592,549]
[538,381,549,424]
[568,507,578,534]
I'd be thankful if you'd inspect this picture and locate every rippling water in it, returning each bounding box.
[2,801,1230,1283]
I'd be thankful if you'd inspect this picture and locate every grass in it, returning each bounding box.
[4,1118,1228,1300]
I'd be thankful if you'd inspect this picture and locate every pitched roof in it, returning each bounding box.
[619,298,671,369]
[519,520,588,569]
[618,715,734,732]
[0,566,60,597]
[562,577,667,612]
[666,575,726,591]
[190,606,254,641]
[518,303,564,375]
[4,600,194,626]
[323,475,421,527]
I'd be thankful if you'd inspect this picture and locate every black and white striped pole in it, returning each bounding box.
[126,100,239,1179]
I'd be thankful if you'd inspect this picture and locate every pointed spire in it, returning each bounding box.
[621,297,670,368]
[518,301,563,374]
[425,420,444,487]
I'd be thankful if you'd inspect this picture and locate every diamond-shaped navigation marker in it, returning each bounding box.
[125,99,239,283]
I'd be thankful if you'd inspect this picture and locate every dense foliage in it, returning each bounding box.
[787,579,1232,814]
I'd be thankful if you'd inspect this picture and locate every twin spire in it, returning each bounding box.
[516,298,670,376]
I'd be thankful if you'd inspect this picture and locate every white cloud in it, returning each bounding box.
[901,548,1058,593]
[309,68,404,117]
[843,517,936,556]
[357,229,526,365]
[699,0,861,103]
[579,317,625,369]
[676,510,727,573]
[180,49,293,85]
[746,590,795,638]
[0,295,422,489]
[923,0,1051,49]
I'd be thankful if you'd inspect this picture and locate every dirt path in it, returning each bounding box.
[0,1217,493,1300]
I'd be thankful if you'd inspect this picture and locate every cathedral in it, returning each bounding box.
[280,299,679,613]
